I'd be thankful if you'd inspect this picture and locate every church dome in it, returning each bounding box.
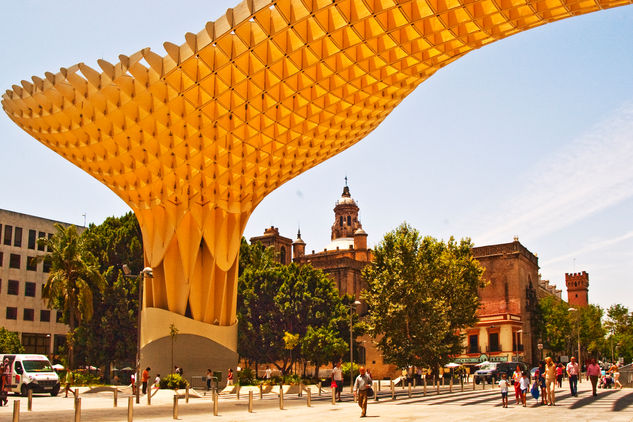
[326,237,354,251]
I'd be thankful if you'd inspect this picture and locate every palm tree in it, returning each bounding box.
[40,224,104,369]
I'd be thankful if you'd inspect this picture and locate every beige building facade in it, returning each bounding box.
[0,208,72,357]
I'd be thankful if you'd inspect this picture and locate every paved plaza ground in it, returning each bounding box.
[0,379,631,421]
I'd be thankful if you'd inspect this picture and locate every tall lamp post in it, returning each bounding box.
[568,307,582,383]
[123,265,153,403]
[350,300,361,393]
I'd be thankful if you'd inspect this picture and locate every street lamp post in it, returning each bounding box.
[123,265,153,403]
[568,307,582,383]
[350,300,361,393]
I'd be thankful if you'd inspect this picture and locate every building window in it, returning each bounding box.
[13,227,22,247]
[8,280,19,295]
[347,215,351,226]
[0,251,3,267]
[43,256,52,273]
[21,333,49,355]
[9,254,21,269]
[23,308,35,321]
[37,231,46,251]
[468,334,479,354]
[4,225,12,245]
[6,307,18,320]
[25,282,36,297]
[339,216,343,227]
[489,332,500,352]
[40,310,51,322]
[28,230,36,249]
[280,246,286,264]
[27,256,37,271]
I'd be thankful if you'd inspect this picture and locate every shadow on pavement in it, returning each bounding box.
[569,389,618,409]
[612,391,633,411]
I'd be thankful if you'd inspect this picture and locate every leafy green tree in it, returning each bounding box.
[0,327,24,353]
[537,296,572,353]
[578,304,605,357]
[604,304,633,363]
[237,242,351,374]
[40,224,105,369]
[78,212,143,379]
[362,223,485,371]
[301,326,348,377]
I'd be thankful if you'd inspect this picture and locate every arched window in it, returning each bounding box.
[347,215,351,226]
[280,246,286,264]
[339,216,343,227]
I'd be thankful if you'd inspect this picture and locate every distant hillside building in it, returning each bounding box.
[0,209,75,357]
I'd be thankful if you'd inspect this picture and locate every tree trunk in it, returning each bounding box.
[314,361,320,378]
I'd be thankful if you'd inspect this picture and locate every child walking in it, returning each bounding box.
[519,371,530,407]
[498,373,509,408]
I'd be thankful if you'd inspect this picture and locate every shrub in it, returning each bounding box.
[159,373,189,389]
[341,362,360,382]
[70,370,103,386]
[237,368,257,386]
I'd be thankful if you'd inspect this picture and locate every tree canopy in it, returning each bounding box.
[237,239,353,375]
[0,328,24,354]
[362,223,485,370]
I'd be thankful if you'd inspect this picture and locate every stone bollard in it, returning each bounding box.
[436,379,440,395]
[74,397,81,422]
[27,389,32,411]
[332,385,336,405]
[450,377,453,393]
[408,382,412,398]
[114,388,118,407]
[279,386,284,410]
[378,380,381,392]
[299,382,303,397]
[248,390,253,413]
[318,381,322,396]
[127,396,133,422]
[259,384,263,400]
[213,390,219,416]
[473,376,476,391]
[461,376,464,392]
[12,400,19,422]
[173,395,179,419]
[482,378,486,390]
[423,376,427,396]
[73,388,78,399]
[147,388,151,405]
[307,388,312,407]
[374,381,379,402]
[186,385,190,403]
[236,385,239,400]
[414,377,417,388]
[391,380,395,400]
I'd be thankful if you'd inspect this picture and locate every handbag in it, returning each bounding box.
[366,387,374,398]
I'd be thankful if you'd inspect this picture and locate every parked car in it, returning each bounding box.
[0,354,60,396]
[474,362,528,384]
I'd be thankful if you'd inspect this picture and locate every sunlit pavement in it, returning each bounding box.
[0,379,631,421]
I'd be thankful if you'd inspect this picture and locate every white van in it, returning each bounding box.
[0,354,60,396]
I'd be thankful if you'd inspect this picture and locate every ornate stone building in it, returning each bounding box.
[454,239,563,366]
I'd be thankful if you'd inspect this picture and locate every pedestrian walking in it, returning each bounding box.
[498,373,509,408]
[609,364,623,389]
[538,361,547,405]
[206,369,213,391]
[332,362,343,401]
[154,374,161,391]
[265,366,272,380]
[586,359,601,396]
[512,365,522,405]
[556,363,564,388]
[141,367,150,394]
[530,371,541,405]
[545,357,556,406]
[566,357,579,397]
[64,370,74,398]
[519,371,530,407]
[227,368,234,386]
[353,366,373,417]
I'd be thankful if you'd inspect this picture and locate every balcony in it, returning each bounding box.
[467,345,481,354]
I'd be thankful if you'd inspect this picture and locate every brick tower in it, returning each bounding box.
[565,271,589,307]
[331,180,362,240]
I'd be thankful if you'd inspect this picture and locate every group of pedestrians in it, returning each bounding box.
[503,356,582,407]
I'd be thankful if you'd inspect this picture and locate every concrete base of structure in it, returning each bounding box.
[139,307,238,384]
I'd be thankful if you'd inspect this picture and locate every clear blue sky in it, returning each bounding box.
[2,1,632,310]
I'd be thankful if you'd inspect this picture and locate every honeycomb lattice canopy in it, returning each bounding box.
[3,0,631,327]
